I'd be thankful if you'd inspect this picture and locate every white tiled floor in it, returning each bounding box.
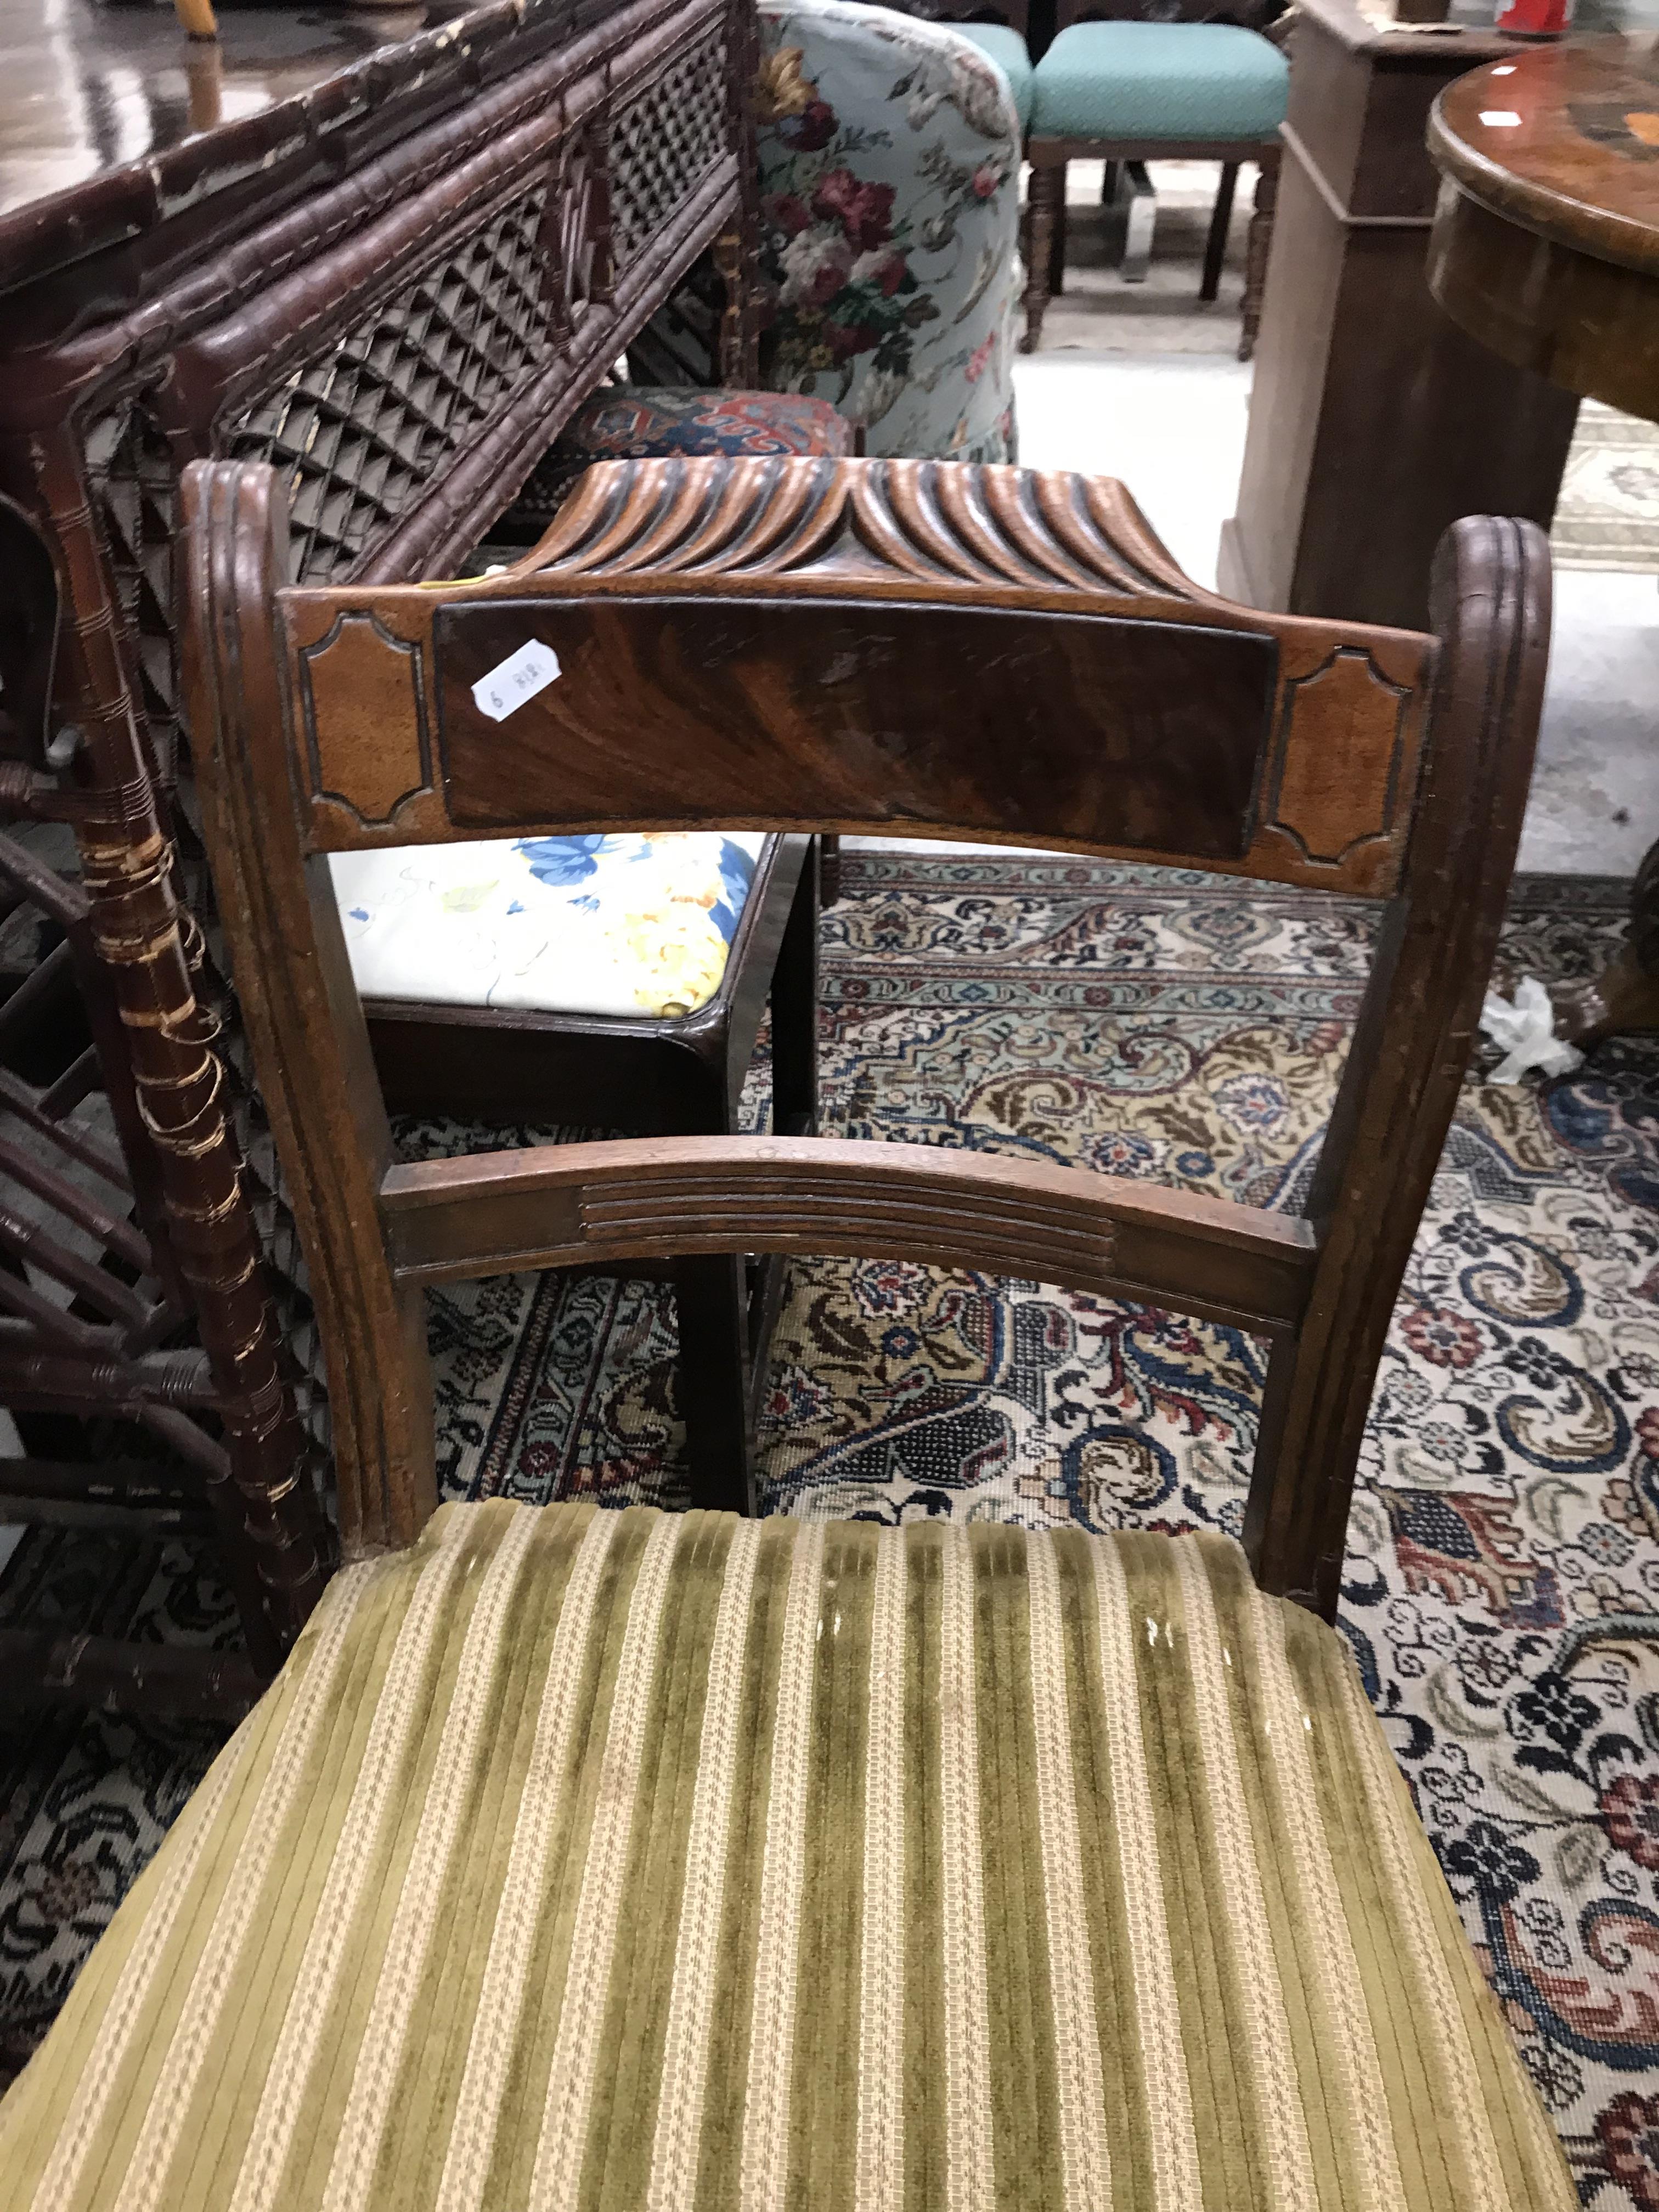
[1012,351,1251,589]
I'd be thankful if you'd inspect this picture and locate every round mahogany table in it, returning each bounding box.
[1427,37,1659,1046]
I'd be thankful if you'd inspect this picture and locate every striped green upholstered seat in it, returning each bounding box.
[0,1501,1573,2212]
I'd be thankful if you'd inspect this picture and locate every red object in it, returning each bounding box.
[1494,0,1572,36]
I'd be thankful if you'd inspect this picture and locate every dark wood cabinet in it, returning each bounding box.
[1219,0,1579,630]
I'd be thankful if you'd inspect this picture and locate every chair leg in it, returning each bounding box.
[676,1256,756,1516]
[1201,161,1238,303]
[819,832,842,907]
[771,839,820,1138]
[1047,190,1068,297]
[675,838,820,1520]
[1239,148,1279,362]
[1020,160,1065,353]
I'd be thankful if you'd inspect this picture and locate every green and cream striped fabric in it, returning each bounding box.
[0,1500,1573,2212]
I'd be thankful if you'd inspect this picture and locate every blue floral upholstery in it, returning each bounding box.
[755,0,1021,462]
[952,21,1034,128]
[330,833,768,1022]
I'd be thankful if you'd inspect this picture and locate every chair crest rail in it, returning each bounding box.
[279,455,1438,898]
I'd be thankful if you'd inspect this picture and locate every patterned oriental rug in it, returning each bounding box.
[1552,402,1659,575]
[3,854,1659,2204]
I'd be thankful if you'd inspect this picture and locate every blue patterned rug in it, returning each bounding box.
[4,853,1659,2207]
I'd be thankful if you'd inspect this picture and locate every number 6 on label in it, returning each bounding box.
[472,640,562,723]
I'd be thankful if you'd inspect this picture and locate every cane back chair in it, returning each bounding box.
[0,454,1564,2208]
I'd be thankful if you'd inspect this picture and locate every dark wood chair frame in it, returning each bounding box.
[363,832,820,1516]
[1022,138,1282,360]
[182,451,1549,1622]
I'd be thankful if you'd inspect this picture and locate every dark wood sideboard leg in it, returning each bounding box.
[714,225,761,388]
[1203,161,1238,303]
[715,0,763,387]
[1048,189,1068,298]
[31,433,331,1657]
[818,833,842,906]
[1239,148,1278,363]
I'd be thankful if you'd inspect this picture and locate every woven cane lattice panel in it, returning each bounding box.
[608,31,729,265]
[78,180,573,1459]
[223,183,555,584]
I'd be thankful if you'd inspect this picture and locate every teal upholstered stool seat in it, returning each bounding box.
[953,20,1034,128]
[1029,21,1288,142]
[1020,20,1288,363]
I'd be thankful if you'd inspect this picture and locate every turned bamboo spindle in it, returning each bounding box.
[174,0,218,44]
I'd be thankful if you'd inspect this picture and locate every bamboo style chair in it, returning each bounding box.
[0,495,326,1719]
[0,455,1572,2211]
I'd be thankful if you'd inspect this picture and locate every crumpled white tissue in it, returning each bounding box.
[1480,975,1584,1085]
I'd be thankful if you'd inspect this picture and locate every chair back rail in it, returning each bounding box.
[183,455,1549,1616]
[381,1135,1318,1334]
[277,457,1437,898]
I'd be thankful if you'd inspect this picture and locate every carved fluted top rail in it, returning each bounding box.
[273,456,1438,899]
[523,454,1208,602]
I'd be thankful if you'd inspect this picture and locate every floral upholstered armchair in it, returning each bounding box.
[754,0,1022,460]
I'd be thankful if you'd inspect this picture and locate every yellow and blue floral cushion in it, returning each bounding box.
[329,832,766,1022]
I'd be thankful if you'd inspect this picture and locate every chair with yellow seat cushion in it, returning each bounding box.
[334,828,821,1522]
[0,450,1571,2207]
[0,1498,1573,2211]
[331,831,772,1022]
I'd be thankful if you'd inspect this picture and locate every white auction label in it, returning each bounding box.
[472,639,562,721]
